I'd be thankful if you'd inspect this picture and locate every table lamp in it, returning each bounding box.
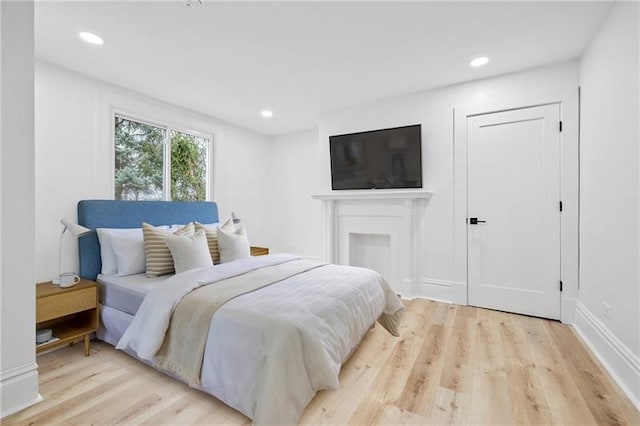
[52,218,91,285]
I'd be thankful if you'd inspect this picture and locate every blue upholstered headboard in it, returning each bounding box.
[77,200,219,281]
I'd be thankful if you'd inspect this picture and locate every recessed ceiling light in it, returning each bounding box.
[261,110,273,118]
[78,31,104,46]
[470,56,489,67]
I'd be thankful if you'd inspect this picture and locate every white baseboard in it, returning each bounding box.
[416,279,575,322]
[413,278,466,304]
[0,363,42,418]
[574,302,640,409]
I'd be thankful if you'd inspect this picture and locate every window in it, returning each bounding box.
[114,115,211,201]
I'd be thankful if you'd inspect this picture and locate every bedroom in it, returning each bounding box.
[1,0,638,424]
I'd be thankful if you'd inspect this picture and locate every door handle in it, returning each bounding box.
[468,217,486,225]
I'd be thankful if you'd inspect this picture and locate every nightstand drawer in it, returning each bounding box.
[36,287,96,323]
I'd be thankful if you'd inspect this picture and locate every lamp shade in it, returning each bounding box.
[60,218,91,237]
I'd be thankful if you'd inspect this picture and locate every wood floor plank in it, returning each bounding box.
[15,371,133,425]
[499,317,553,425]
[346,397,386,425]
[429,386,469,425]
[376,402,429,425]
[303,345,382,424]
[7,367,125,424]
[548,320,640,426]
[128,394,184,425]
[75,391,162,425]
[470,316,512,425]
[5,299,638,426]
[431,302,457,327]
[440,309,477,394]
[518,315,599,425]
[366,299,438,404]
[396,323,451,417]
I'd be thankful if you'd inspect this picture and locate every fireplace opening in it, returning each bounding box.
[348,233,391,281]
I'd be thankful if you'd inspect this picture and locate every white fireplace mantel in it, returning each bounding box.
[311,190,433,201]
[312,190,433,297]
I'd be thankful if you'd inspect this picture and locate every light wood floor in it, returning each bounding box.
[6,299,639,425]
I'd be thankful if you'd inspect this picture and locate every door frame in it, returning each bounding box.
[453,93,579,324]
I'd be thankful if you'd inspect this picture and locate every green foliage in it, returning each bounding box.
[114,117,164,200]
[170,131,207,201]
[114,117,208,202]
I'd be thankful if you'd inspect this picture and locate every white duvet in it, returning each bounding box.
[117,254,403,425]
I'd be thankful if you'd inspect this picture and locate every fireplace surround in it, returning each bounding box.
[312,190,433,297]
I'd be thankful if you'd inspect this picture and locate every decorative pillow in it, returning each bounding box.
[217,218,250,263]
[96,228,128,275]
[111,231,147,276]
[165,230,213,274]
[171,222,218,229]
[143,222,195,277]
[96,227,167,275]
[195,222,221,264]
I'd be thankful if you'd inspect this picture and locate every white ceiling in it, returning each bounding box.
[35,1,612,136]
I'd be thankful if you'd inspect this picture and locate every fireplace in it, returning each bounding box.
[312,190,432,297]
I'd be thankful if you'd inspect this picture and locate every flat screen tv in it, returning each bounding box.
[329,124,422,190]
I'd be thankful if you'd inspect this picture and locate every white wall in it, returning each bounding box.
[35,62,271,282]
[312,62,579,316]
[0,0,41,418]
[576,1,639,407]
[267,129,322,258]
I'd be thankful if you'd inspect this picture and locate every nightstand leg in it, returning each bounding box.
[84,334,90,356]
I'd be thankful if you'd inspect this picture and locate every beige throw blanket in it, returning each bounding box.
[154,259,327,385]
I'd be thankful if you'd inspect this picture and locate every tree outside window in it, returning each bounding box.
[170,130,208,201]
[114,116,210,201]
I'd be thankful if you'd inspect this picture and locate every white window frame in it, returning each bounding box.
[113,112,213,201]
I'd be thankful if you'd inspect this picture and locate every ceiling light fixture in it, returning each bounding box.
[261,110,273,118]
[470,56,489,67]
[78,31,104,46]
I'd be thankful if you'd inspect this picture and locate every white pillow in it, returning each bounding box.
[97,228,142,275]
[165,230,213,274]
[143,223,194,277]
[171,222,218,229]
[97,226,169,276]
[110,231,147,276]
[97,228,118,275]
[217,218,250,263]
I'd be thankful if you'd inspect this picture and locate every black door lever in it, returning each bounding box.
[469,217,486,225]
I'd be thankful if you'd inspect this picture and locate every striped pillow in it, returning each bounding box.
[143,222,195,277]
[194,222,220,264]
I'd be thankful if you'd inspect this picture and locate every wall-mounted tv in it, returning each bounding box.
[329,124,422,190]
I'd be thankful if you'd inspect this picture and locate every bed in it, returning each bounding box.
[77,199,404,425]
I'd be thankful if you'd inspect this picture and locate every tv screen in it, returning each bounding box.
[329,124,422,190]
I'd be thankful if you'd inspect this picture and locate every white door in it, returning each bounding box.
[467,104,561,320]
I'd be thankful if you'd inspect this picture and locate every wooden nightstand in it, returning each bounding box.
[36,279,98,356]
[250,246,269,256]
